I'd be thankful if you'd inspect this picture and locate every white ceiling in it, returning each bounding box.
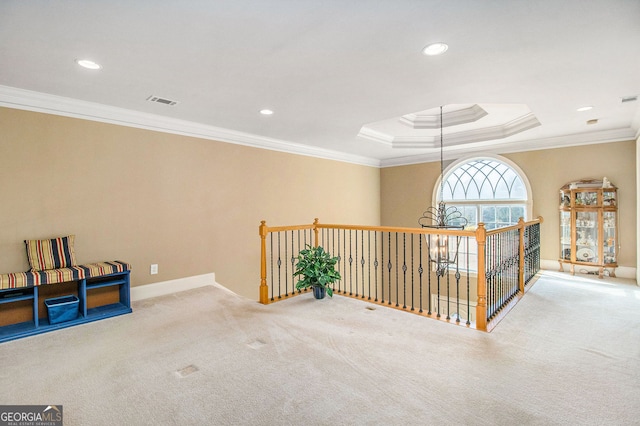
[1,0,639,167]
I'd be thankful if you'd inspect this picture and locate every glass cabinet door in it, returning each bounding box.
[603,191,616,207]
[574,191,598,206]
[575,211,598,263]
[559,211,571,260]
[603,211,617,264]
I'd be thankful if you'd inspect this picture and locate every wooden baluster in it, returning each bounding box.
[518,217,526,294]
[313,218,319,248]
[475,223,487,331]
[259,220,269,304]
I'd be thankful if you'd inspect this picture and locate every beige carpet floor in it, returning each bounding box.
[1,271,639,425]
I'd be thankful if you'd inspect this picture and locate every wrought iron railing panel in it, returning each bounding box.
[524,222,541,285]
[259,217,542,331]
[319,228,474,324]
[485,228,520,320]
[266,227,314,301]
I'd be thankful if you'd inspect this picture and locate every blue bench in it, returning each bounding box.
[0,236,132,343]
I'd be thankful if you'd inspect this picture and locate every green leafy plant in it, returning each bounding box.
[293,245,341,297]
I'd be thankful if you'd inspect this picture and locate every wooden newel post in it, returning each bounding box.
[518,217,526,294]
[475,223,488,331]
[259,220,269,304]
[313,218,319,248]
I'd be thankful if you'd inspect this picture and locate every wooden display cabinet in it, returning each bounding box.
[558,179,618,278]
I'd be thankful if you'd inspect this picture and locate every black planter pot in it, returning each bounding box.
[312,286,326,300]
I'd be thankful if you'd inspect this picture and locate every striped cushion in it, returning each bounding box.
[77,261,130,279]
[25,235,77,271]
[0,261,130,290]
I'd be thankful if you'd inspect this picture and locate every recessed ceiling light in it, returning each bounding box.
[422,42,448,56]
[576,106,593,112]
[76,59,101,70]
[260,109,274,115]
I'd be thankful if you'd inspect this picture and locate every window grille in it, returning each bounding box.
[443,159,527,202]
[436,157,531,271]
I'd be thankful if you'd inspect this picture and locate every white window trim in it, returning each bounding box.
[432,153,533,221]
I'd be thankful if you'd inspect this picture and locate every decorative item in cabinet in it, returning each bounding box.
[558,178,617,278]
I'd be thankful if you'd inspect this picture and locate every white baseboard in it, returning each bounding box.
[131,273,216,301]
[540,259,560,272]
[540,259,637,282]
[615,266,637,280]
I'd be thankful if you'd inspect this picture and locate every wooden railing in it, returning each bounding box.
[259,217,542,332]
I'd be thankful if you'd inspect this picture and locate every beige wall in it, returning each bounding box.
[1,106,636,299]
[381,141,637,270]
[380,161,442,228]
[504,142,636,268]
[0,108,380,299]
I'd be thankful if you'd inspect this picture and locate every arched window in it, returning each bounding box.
[432,155,532,272]
[435,155,532,230]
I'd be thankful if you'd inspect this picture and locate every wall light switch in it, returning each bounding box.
[150,264,158,275]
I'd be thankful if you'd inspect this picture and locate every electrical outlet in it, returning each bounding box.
[150,264,158,275]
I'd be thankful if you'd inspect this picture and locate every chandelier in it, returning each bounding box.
[418,106,467,276]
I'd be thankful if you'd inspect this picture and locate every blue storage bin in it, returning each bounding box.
[45,295,80,324]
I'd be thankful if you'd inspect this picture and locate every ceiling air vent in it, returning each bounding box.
[621,95,637,103]
[146,95,179,106]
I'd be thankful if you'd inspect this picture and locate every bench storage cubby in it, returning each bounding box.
[45,294,80,324]
[0,261,132,343]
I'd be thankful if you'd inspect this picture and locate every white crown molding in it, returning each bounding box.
[2,85,636,170]
[439,112,541,146]
[380,127,638,168]
[400,104,488,129]
[357,112,538,150]
[0,85,381,168]
[389,135,438,148]
[356,126,394,146]
[632,106,640,140]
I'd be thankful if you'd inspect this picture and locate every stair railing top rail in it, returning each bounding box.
[260,218,479,238]
[485,216,544,236]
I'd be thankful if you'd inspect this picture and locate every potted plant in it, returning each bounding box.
[293,245,341,299]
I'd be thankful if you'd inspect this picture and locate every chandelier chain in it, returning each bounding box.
[439,105,444,203]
